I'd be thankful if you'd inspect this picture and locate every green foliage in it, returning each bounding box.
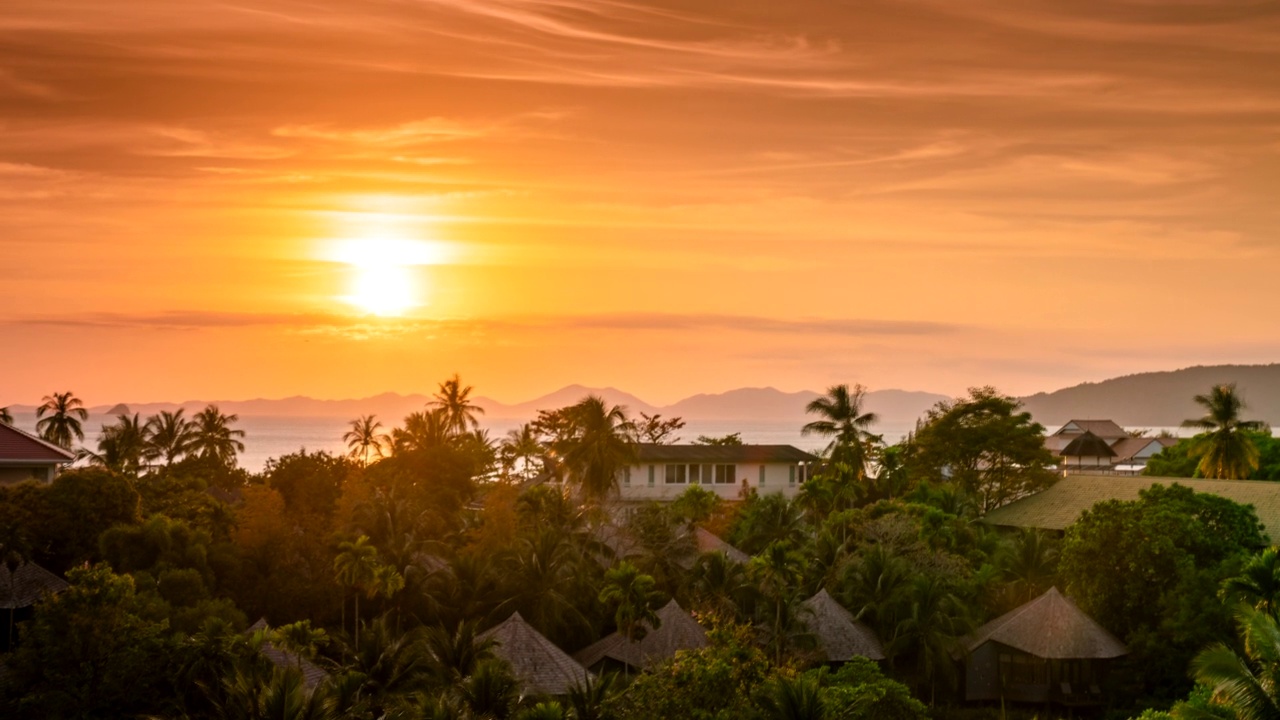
[8,466,144,572]
[1188,606,1280,720]
[599,561,663,643]
[1147,432,1280,481]
[802,383,880,481]
[1182,383,1268,479]
[805,659,929,720]
[694,432,743,446]
[730,492,805,555]
[1060,483,1265,697]
[264,449,356,517]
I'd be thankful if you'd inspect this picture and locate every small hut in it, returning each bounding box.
[1,560,68,652]
[1059,431,1117,470]
[960,587,1126,705]
[479,612,592,695]
[800,589,885,662]
[247,618,331,689]
[695,527,751,565]
[575,599,708,673]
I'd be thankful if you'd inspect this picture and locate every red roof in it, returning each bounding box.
[0,423,76,463]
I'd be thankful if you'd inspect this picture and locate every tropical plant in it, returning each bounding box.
[598,561,662,645]
[1003,528,1060,605]
[146,409,194,465]
[335,535,380,647]
[188,405,246,466]
[802,384,879,481]
[1190,605,1280,720]
[558,395,637,501]
[392,409,451,454]
[500,423,544,482]
[36,391,88,449]
[1224,547,1280,619]
[1183,383,1267,479]
[91,413,152,475]
[757,673,826,720]
[749,541,806,664]
[0,407,12,425]
[429,374,484,437]
[892,576,970,705]
[344,414,389,466]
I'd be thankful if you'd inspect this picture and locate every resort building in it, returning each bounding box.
[616,444,819,503]
[1045,420,1176,473]
[800,589,885,663]
[575,599,708,674]
[479,612,592,695]
[0,423,76,485]
[1,560,68,653]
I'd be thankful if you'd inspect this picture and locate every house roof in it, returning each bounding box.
[1059,431,1116,458]
[635,444,819,464]
[575,599,708,671]
[0,560,68,609]
[800,589,886,661]
[963,587,1127,660]
[479,612,592,695]
[1108,436,1176,462]
[981,474,1280,541]
[694,527,750,564]
[247,618,331,689]
[0,423,76,464]
[1052,420,1128,440]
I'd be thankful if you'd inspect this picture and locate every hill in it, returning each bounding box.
[1019,364,1280,427]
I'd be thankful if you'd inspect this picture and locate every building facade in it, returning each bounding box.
[616,444,819,502]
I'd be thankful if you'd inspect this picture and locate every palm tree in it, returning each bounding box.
[1190,605,1280,720]
[92,413,151,474]
[802,384,879,481]
[334,536,380,647]
[500,423,544,482]
[0,407,12,425]
[146,409,195,465]
[598,561,662,645]
[1003,528,1059,604]
[188,405,246,466]
[749,541,806,664]
[429,374,484,437]
[392,409,450,454]
[893,576,970,705]
[559,395,637,501]
[36,391,88,449]
[1183,383,1267,479]
[758,673,826,720]
[1224,547,1280,619]
[344,414,389,466]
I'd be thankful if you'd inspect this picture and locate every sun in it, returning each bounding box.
[330,237,448,317]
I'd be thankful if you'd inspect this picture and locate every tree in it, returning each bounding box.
[802,384,879,481]
[500,423,543,482]
[266,450,353,517]
[35,391,88,449]
[188,405,246,466]
[92,412,151,475]
[748,541,806,664]
[334,535,380,647]
[694,432,743,446]
[1223,547,1280,619]
[429,373,484,437]
[1183,383,1267,479]
[1189,606,1280,720]
[598,561,663,646]
[909,387,1056,513]
[391,409,450,454]
[0,407,12,425]
[146,409,195,465]
[344,414,389,466]
[558,395,637,501]
[636,413,685,444]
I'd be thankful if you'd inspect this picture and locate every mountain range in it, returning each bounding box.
[8,364,1280,430]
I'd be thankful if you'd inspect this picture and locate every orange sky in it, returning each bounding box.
[3,1,1279,406]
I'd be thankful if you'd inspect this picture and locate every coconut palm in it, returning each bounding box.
[1224,547,1280,619]
[0,407,12,425]
[500,423,544,482]
[802,384,879,481]
[893,576,971,705]
[749,541,806,664]
[1190,605,1280,720]
[598,561,663,645]
[1003,528,1060,604]
[188,405,246,466]
[559,395,637,501]
[36,391,88,449]
[758,673,826,720]
[429,374,484,437]
[1183,383,1267,479]
[92,413,151,475]
[335,536,380,647]
[344,414,389,466]
[392,409,450,454]
[146,409,195,465]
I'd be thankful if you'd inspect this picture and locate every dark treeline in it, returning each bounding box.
[0,379,1277,719]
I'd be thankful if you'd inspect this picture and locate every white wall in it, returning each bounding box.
[616,461,805,502]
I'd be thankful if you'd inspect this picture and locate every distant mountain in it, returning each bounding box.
[667,387,948,425]
[1019,364,1280,428]
[482,385,661,419]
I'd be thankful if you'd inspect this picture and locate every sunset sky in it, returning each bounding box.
[3,1,1279,406]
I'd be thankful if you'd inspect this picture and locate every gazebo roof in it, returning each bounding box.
[964,587,1127,660]
[575,599,708,671]
[0,560,68,609]
[695,527,750,564]
[800,589,886,661]
[479,612,592,695]
[1059,431,1117,458]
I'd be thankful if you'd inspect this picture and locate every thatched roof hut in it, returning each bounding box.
[247,618,331,689]
[575,599,708,672]
[479,612,592,695]
[1059,431,1116,461]
[0,560,67,610]
[695,527,750,564]
[800,589,885,662]
[960,587,1126,704]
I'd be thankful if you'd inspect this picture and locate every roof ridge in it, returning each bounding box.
[0,422,77,461]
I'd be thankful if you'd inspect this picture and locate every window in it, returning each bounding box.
[624,467,631,486]
[759,465,766,486]
[647,465,655,487]
[714,464,736,484]
[688,464,702,484]
[665,464,687,484]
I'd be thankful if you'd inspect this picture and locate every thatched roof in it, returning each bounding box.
[1052,420,1128,440]
[479,612,592,695]
[247,618,331,689]
[0,560,67,609]
[982,474,1280,541]
[575,599,708,671]
[1059,431,1116,458]
[800,589,886,662]
[695,527,750,564]
[963,587,1126,660]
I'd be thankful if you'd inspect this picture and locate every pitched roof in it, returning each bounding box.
[981,474,1280,541]
[247,618,331,689]
[0,560,68,609]
[1059,431,1116,458]
[694,527,751,564]
[1108,436,1176,461]
[800,589,886,661]
[1053,420,1128,440]
[479,612,592,695]
[575,599,708,671]
[635,444,819,464]
[0,423,76,464]
[963,587,1126,660]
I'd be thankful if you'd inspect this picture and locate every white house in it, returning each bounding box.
[617,444,820,503]
[0,423,76,485]
[1045,420,1177,473]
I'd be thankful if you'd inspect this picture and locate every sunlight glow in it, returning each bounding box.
[328,237,451,317]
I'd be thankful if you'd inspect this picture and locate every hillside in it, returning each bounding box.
[1019,364,1280,427]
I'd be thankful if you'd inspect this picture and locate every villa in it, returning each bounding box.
[0,423,76,485]
[1045,420,1177,473]
[616,444,820,503]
